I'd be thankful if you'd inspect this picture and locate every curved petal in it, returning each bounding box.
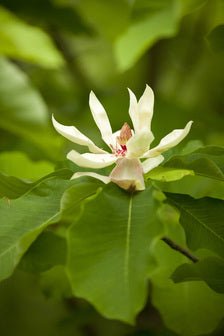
[110,158,145,191]
[67,150,116,168]
[143,121,193,158]
[128,88,139,133]
[89,91,113,148]
[137,85,154,133]
[141,155,164,174]
[126,131,154,159]
[71,171,111,184]
[52,115,106,154]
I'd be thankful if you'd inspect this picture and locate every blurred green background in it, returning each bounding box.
[0,0,223,335]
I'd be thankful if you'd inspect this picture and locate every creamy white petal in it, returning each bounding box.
[67,150,116,168]
[126,131,154,158]
[110,158,145,191]
[128,88,139,133]
[71,171,111,184]
[141,155,164,174]
[89,91,113,148]
[52,115,105,154]
[137,85,154,133]
[143,121,193,158]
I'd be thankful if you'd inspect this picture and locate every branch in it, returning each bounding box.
[161,236,199,263]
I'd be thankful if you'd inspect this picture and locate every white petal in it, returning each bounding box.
[71,171,111,184]
[126,131,154,158]
[128,88,139,133]
[137,85,154,133]
[110,158,145,191]
[52,115,105,154]
[67,150,116,168]
[141,155,164,174]
[89,91,113,148]
[143,121,193,158]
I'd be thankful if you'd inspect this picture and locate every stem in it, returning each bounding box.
[161,237,199,263]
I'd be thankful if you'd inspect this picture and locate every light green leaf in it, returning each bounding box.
[146,166,194,182]
[115,2,179,71]
[0,58,62,159]
[172,256,224,293]
[150,209,224,336]
[0,171,72,281]
[0,151,54,180]
[66,184,164,324]
[0,6,64,67]
[166,193,224,258]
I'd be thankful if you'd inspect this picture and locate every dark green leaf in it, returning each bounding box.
[207,25,224,53]
[166,193,224,258]
[19,231,67,273]
[164,146,224,181]
[66,184,164,324]
[0,171,72,281]
[172,256,224,293]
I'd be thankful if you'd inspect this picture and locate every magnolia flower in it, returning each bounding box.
[52,85,193,191]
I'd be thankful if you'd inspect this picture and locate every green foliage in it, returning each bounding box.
[172,256,224,293]
[66,184,164,323]
[0,0,224,335]
[166,193,224,258]
[0,6,64,67]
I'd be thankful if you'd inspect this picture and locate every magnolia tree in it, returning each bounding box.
[1,85,223,336]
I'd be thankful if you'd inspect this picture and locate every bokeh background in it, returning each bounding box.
[0,0,223,335]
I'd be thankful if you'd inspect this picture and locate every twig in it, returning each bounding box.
[161,236,199,263]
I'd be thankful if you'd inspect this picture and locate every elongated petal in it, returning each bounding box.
[110,158,145,191]
[137,85,154,133]
[89,91,113,148]
[71,171,111,184]
[126,131,154,158]
[143,121,193,158]
[141,155,164,174]
[67,150,116,168]
[128,88,139,133]
[52,115,105,154]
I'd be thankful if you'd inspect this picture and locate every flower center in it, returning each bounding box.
[111,122,132,157]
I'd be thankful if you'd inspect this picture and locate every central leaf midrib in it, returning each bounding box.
[124,196,133,291]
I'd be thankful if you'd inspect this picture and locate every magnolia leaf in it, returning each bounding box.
[166,193,224,258]
[19,231,66,273]
[0,6,64,67]
[150,210,224,336]
[0,169,72,199]
[146,166,194,182]
[0,172,73,281]
[172,256,224,293]
[66,184,164,324]
[207,24,224,53]
[0,151,54,180]
[164,146,224,181]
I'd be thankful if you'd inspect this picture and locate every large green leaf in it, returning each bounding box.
[66,184,164,324]
[0,6,64,67]
[0,58,62,159]
[0,172,73,282]
[172,256,224,293]
[150,205,224,336]
[166,193,224,258]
